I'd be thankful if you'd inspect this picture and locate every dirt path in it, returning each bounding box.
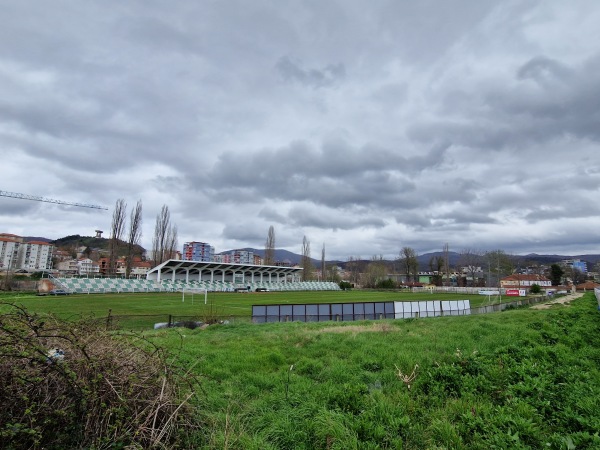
[530,292,583,310]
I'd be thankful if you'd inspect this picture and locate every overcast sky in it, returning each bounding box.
[1,1,599,260]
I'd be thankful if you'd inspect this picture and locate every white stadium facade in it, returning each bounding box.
[52,260,341,293]
[146,260,302,285]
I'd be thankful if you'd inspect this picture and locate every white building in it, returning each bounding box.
[77,258,100,276]
[0,233,54,271]
[19,241,54,271]
[0,234,21,270]
[57,259,79,275]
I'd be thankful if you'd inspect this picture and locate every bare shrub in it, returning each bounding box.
[0,303,198,449]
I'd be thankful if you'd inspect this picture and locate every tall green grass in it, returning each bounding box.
[146,293,600,449]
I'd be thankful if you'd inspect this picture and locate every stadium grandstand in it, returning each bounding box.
[50,260,341,294]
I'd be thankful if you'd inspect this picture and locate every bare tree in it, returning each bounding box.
[443,243,451,286]
[125,200,143,278]
[364,255,387,288]
[108,199,127,277]
[346,256,363,286]
[321,243,326,281]
[484,249,515,287]
[152,205,178,266]
[398,247,419,283]
[458,249,484,287]
[301,235,313,281]
[264,226,275,265]
[166,225,178,261]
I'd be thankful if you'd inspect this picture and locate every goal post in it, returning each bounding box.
[181,287,208,304]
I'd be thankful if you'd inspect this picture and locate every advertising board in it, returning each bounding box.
[505,289,526,297]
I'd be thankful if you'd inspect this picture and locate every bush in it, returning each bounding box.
[339,281,352,290]
[376,278,396,289]
[530,283,542,294]
[0,303,198,449]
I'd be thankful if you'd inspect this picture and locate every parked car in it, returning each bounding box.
[48,289,70,295]
[255,287,269,292]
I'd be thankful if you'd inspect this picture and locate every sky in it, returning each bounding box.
[1,0,599,260]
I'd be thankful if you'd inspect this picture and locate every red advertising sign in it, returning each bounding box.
[506,289,525,297]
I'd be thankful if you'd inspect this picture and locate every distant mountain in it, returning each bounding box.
[23,236,53,243]
[223,248,599,270]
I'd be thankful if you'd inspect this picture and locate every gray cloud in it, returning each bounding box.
[1,1,599,260]
[276,57,346,88]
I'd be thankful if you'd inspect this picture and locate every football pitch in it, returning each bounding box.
[2,289,501,329]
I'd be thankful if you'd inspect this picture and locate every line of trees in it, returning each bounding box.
[106,200,179,276]
[108,199,143,277]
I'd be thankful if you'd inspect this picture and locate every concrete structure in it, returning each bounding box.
[57,259,79,275]
[147,259,302,284]
[183,241,214,262]
[0,234,21,270]
[0,233,53,271]
[77,258,100,276]
[562,259,588,273]
[215,249,254,265]
[19,241,54,271]
[500,274,551,288]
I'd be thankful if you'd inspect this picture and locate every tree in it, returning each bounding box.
[152,205,178,266]
[398,247,418,283]
[346,256,363,286]
[364,255,387,288]
[264,226,275,266]
[443,243,451,286]
[484,250,515,287]
[549,264,564,286]
[458,249,484,287]
[321,243,326,281]
[108,199,127,276]
[429,255,444,286]
[326,265,342,283]
[301,236,313,281]
[567,267,586,286]
[125,200,143,278]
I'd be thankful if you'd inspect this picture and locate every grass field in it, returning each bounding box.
[151,292,600,449]
[2,289,510,329]
[2,290,599,448]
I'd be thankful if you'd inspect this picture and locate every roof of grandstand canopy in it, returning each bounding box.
[147,259,302,278]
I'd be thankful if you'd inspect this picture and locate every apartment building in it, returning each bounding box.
[182,241,214,262]
[215,249,254,264]
[0,233,54,271]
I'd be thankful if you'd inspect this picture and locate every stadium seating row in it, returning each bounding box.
[52,278,341,294]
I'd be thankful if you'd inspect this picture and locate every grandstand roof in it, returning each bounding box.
[146,259,302,281]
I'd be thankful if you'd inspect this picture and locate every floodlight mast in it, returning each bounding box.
[0,190,108,210]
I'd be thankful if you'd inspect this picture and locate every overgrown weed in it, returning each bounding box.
[0,302,200,449]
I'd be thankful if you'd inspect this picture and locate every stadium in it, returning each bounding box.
[51,259,341,294]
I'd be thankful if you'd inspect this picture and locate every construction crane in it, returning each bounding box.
[0,190,108,210]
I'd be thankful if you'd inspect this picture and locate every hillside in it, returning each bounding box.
[51,234,145,256]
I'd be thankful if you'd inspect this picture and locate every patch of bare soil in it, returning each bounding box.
[530,292,583,310]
